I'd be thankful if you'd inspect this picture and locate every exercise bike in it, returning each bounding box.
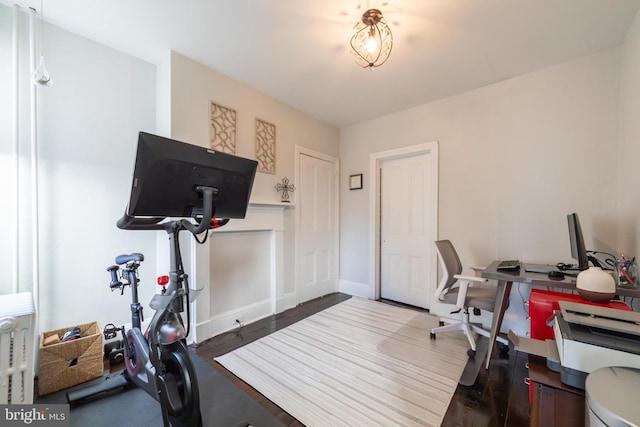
[108,246,200,426]
[68,209,226,426]
[68,189,228,427]
[67,132,257,427]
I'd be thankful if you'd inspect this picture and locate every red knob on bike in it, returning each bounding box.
[210,218,230,229]
[157,275,169,286]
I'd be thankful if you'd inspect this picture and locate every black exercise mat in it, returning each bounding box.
[36,352,285,427]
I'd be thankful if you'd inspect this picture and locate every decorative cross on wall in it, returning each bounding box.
[275,177,295,203]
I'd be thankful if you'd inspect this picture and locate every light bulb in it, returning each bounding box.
[366,37,378,53]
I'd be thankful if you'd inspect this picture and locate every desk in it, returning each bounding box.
[481,261,640,369]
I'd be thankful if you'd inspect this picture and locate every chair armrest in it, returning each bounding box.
[467,267,487,287]
[452,275,487,308]
[453,274,487,283]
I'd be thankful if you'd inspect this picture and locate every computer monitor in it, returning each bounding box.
[567,213,589,270]
[125,132,257,219]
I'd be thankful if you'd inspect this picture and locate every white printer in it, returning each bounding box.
[510,301,640,389]
[553,301,640,388]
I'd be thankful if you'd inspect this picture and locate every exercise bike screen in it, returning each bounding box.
[125,132,257,219]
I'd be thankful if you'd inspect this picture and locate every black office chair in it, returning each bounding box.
[430,239,509,358]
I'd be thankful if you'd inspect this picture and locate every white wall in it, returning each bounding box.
[0,5,157,333]
[0,10,340,337]
[4,2,638,339]
[0,5,16,296]
[618,10,640,257]
[169,51,340,199]
[168,52,340,337]
[340,49,622,332]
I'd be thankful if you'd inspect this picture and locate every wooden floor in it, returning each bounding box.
[195,293,530,427]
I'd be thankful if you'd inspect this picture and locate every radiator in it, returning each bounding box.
[0,292,36,404]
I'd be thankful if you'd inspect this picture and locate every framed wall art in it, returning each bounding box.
[255,118,276,174]
[349,174,363,190]
[209,101,237,154]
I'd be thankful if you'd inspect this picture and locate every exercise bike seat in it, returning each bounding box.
[116,253,144,265]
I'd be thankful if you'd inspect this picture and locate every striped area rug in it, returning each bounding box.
[215,297,470,426]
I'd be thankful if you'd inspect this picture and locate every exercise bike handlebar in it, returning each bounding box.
[116,186,228,234]
[116,214,166,230]
[107,265,122,290]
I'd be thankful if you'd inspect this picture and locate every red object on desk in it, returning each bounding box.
[529,289,632,340]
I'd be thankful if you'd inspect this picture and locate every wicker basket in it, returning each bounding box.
[38,321,103,396]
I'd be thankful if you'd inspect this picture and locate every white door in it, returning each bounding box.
[380,152,434,308]
[297,152,339,303]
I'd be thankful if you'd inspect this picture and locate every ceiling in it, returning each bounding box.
[3,0,640,127]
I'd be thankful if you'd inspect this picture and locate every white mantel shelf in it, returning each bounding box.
[249,201,295,208]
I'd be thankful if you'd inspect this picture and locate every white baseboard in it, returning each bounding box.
[192,320,212,345]
[194,298,273,343]
[281,291,297,311]
[339,279,372,299]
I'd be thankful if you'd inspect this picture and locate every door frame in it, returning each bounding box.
[369,142,439,302]
[294,145,340,305]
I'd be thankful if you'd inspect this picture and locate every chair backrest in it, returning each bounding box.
[434,240,463,299]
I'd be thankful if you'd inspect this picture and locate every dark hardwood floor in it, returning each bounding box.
[195,293,530,427]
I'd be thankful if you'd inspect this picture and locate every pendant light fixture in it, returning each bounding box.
[350,8,393,70]
[31,0,52,87]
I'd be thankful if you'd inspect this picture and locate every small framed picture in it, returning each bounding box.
[349,174,363,190]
